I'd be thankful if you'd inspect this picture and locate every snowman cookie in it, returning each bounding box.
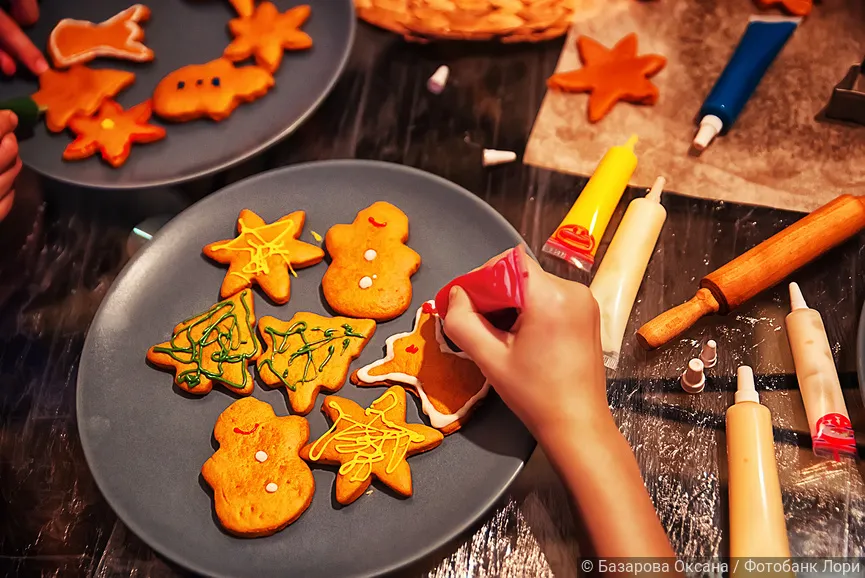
[201,397,314,537]
[322,202,421,321]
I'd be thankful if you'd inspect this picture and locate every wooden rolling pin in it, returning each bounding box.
[637,194,865,350]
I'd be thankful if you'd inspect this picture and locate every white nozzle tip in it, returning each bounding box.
[646,176,666,202]
[681,358,705,393]
[483,148,517,167]
[427,65,449,94]
[692,115,723,151]
[735,365,759,404]
[789,282,807,311]
[700,339,717,368]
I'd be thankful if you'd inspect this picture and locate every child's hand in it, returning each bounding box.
[443,247,610,442]
[0,111,21,222]
[0,0,47,76]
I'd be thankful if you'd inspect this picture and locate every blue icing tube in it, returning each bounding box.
[693,16,800,151]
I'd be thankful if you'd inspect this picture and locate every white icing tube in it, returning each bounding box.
[589,177,667,370]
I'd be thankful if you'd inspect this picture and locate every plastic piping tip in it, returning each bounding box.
[700,339,717,368]
[646,176,666,202]
[681,358,705,394]
[735,365,759,403]
[692,115,723,151]
[483,148,517,167]
[624,134,639,150]
[789,282,808,311]
[427,65,449,94]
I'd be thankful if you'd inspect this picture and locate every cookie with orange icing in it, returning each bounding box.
[146,289,261,395]
[63,100,165,168]
[151,58,274,122]
[32,65,136,132]
[48,5,154,68]
[202,397,314,537]
[258,312,376,415]
[223,3,313,73]
[322,202,421,321]
[300,386,442,505]
[352,301,490,435]
[203,209,325,304]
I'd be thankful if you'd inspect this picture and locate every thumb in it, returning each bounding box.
[442,286,510,371]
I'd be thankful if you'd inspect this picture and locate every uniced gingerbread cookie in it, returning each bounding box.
[203,209,325,304]
[257,312,376,414]
[146,289,261,395]
[352,301,490,435]
[202,397,314,537]
[300,386,443,505]
[223,3,313,73]
[322,202,420,321]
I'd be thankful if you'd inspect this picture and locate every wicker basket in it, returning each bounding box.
[355,0,575,43]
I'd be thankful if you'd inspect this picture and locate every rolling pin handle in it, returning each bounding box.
[636,288,721,350]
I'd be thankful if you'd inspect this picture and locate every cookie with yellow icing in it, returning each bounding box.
[203,209,325,305]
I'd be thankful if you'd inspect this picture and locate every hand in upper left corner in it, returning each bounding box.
[0,111,22,222]
[0,0,48,76]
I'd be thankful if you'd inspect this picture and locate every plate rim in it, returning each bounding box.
[76,159,534,578]
[21,0,356,191]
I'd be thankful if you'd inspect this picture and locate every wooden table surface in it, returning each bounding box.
[1,22,864,578]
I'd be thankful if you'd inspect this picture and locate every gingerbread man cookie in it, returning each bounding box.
[202,397,314,537]
[322,202,421,321]
[353,301,490,435]
[203,209,325,304]
[63,100,166,168]
[151,58,274,122]
[258,312,376,415]
[223,3,313,73]
[48,5,154,68]
[32,65,136,133]
[300,386,442,505]
[146,289,261,396]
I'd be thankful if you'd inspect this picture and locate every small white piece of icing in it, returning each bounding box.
[359,276,373,289]
[266,482,278,493]
[364,249,377,261]
[255,450,268,462]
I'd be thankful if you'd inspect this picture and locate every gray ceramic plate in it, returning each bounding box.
[77,160,535,578]
[5,0,354,189]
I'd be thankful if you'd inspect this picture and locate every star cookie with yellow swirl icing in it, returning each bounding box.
[300,386,443,505]
[203,209,325,304]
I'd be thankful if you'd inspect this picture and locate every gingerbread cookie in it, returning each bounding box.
[322,202,421,321]
[547,34,667,123]
[258,313,376,415]
[223,3,313,74]
[203,209,325,304]
[754,0,812,15]
[146,289,261,395]
[32,65,136,133]
[300,386,442,505]
[353,301,490,435]
[229,0,255,17]
[48,5,154,68]
[202,397,314,537]
[151,58,274,122]
[63,100,166,168]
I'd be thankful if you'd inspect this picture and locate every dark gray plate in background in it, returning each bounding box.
[77,161,535,578]
[4,0,354,189]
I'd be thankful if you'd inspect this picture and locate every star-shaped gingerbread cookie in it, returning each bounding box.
[300,386,443,505]
[547,33,667,123]
[203,209,325,304]
[352,301,490,435]
[63,100,166,167]
[754,0,812,15]
[257,312,377,415]
[223,2,313,73]
[32,65,136,132]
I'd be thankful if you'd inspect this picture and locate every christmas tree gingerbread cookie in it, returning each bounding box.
[322,202,421,321]
[300,386,442,505]
[352,301,490,435]
[257,312,377,415]
[146,289,261,395]
[203,209,325,305]
[202,397,314,537]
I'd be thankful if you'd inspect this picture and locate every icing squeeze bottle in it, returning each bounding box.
[785,282,857,460]
[542,136,638,271]
[589,176,667,370]
[727,366,792,565]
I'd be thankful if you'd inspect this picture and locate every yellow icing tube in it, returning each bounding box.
[589,176,667,370]
[542,136,638,271]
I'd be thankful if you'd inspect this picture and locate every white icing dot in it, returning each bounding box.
[372,274,377,279]
[359,276,373,289]
[266,482,278,493]
[364,249,377,261]
[255,450,268,462]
